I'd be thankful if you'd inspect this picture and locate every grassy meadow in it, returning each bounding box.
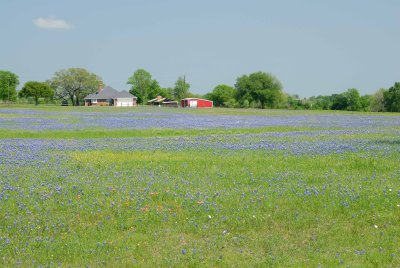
[0,105,400,267]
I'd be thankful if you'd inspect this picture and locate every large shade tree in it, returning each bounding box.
[0,70,19,102]
[48,68,102,106]
[235,71,285,109]
[127,69,160,104]
[207,84,237,107]
[19,81,54,105]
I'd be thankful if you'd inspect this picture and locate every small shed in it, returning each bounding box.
[161,100,179,108]
[148,96,166,106]
[148,96,179,107]
[181,98,213,108]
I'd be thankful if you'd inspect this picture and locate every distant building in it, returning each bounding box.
[181,98,213,108]
[148,96,179,107]
[84,86,137,107]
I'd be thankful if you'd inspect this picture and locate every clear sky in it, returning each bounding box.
[1,0,399,97]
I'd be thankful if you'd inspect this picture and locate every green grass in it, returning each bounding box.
[2,149,399,267]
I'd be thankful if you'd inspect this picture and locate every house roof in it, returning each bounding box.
[117,90,136,99]
[85,93,96,99]
[84,86,136,100]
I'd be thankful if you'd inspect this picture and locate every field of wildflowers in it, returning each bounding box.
[1,106,400,266]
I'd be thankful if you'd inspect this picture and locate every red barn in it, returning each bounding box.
[181,98,213,108]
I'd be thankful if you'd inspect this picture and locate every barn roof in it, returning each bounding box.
[181,98,212,102]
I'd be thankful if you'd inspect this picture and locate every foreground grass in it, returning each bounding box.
[1,149,399,267]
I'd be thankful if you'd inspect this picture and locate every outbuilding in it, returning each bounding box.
[181,98,213,108]
[148,96,179,108]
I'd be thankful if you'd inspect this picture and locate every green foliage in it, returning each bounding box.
[127,69,160,104]
[286,94,305,110]
[303,85,399,112]
[173,76,190,100]
[306,91,369,112]
[305,95,332,110]
[331,94,348,110]
[148,86,173,100]
[330,89,362,111]
[344,88,362,111]
[0,70,19,102]
[186,92,203,99]
[19,81,54,105]
[383,82,400,112]
[370,88,386,112]
[235,72,285,109]
[208,84,237,107]
[241,99,250,108]
[48,68,102,106]
[359,95,371,111]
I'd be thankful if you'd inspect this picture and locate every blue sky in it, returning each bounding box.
[1,0,399,97]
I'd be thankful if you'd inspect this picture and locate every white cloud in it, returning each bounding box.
[33,17,73,30]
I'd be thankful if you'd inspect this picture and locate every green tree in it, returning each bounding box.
[344,88,361,111]
[48,68,102,106]
[127,69,159,104]
[156,87,174,99]
[147,81,167,100]
[360,95,371,112]
[331,94,348,110]
[0,70,19,102]
[287,94,305,110]
[308,95,333,110]
[319,95,334,110]
[208,84,237,107]
[369,88,386,112]
[19,81,54,105]
[235,72,284,109]
[173,76,190,100]
[384,82,400,112]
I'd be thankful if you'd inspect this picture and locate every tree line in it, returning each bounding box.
[205,74,400,112]
[284,86,400,112]
[0,68,200,106]
[0,68,399,112]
